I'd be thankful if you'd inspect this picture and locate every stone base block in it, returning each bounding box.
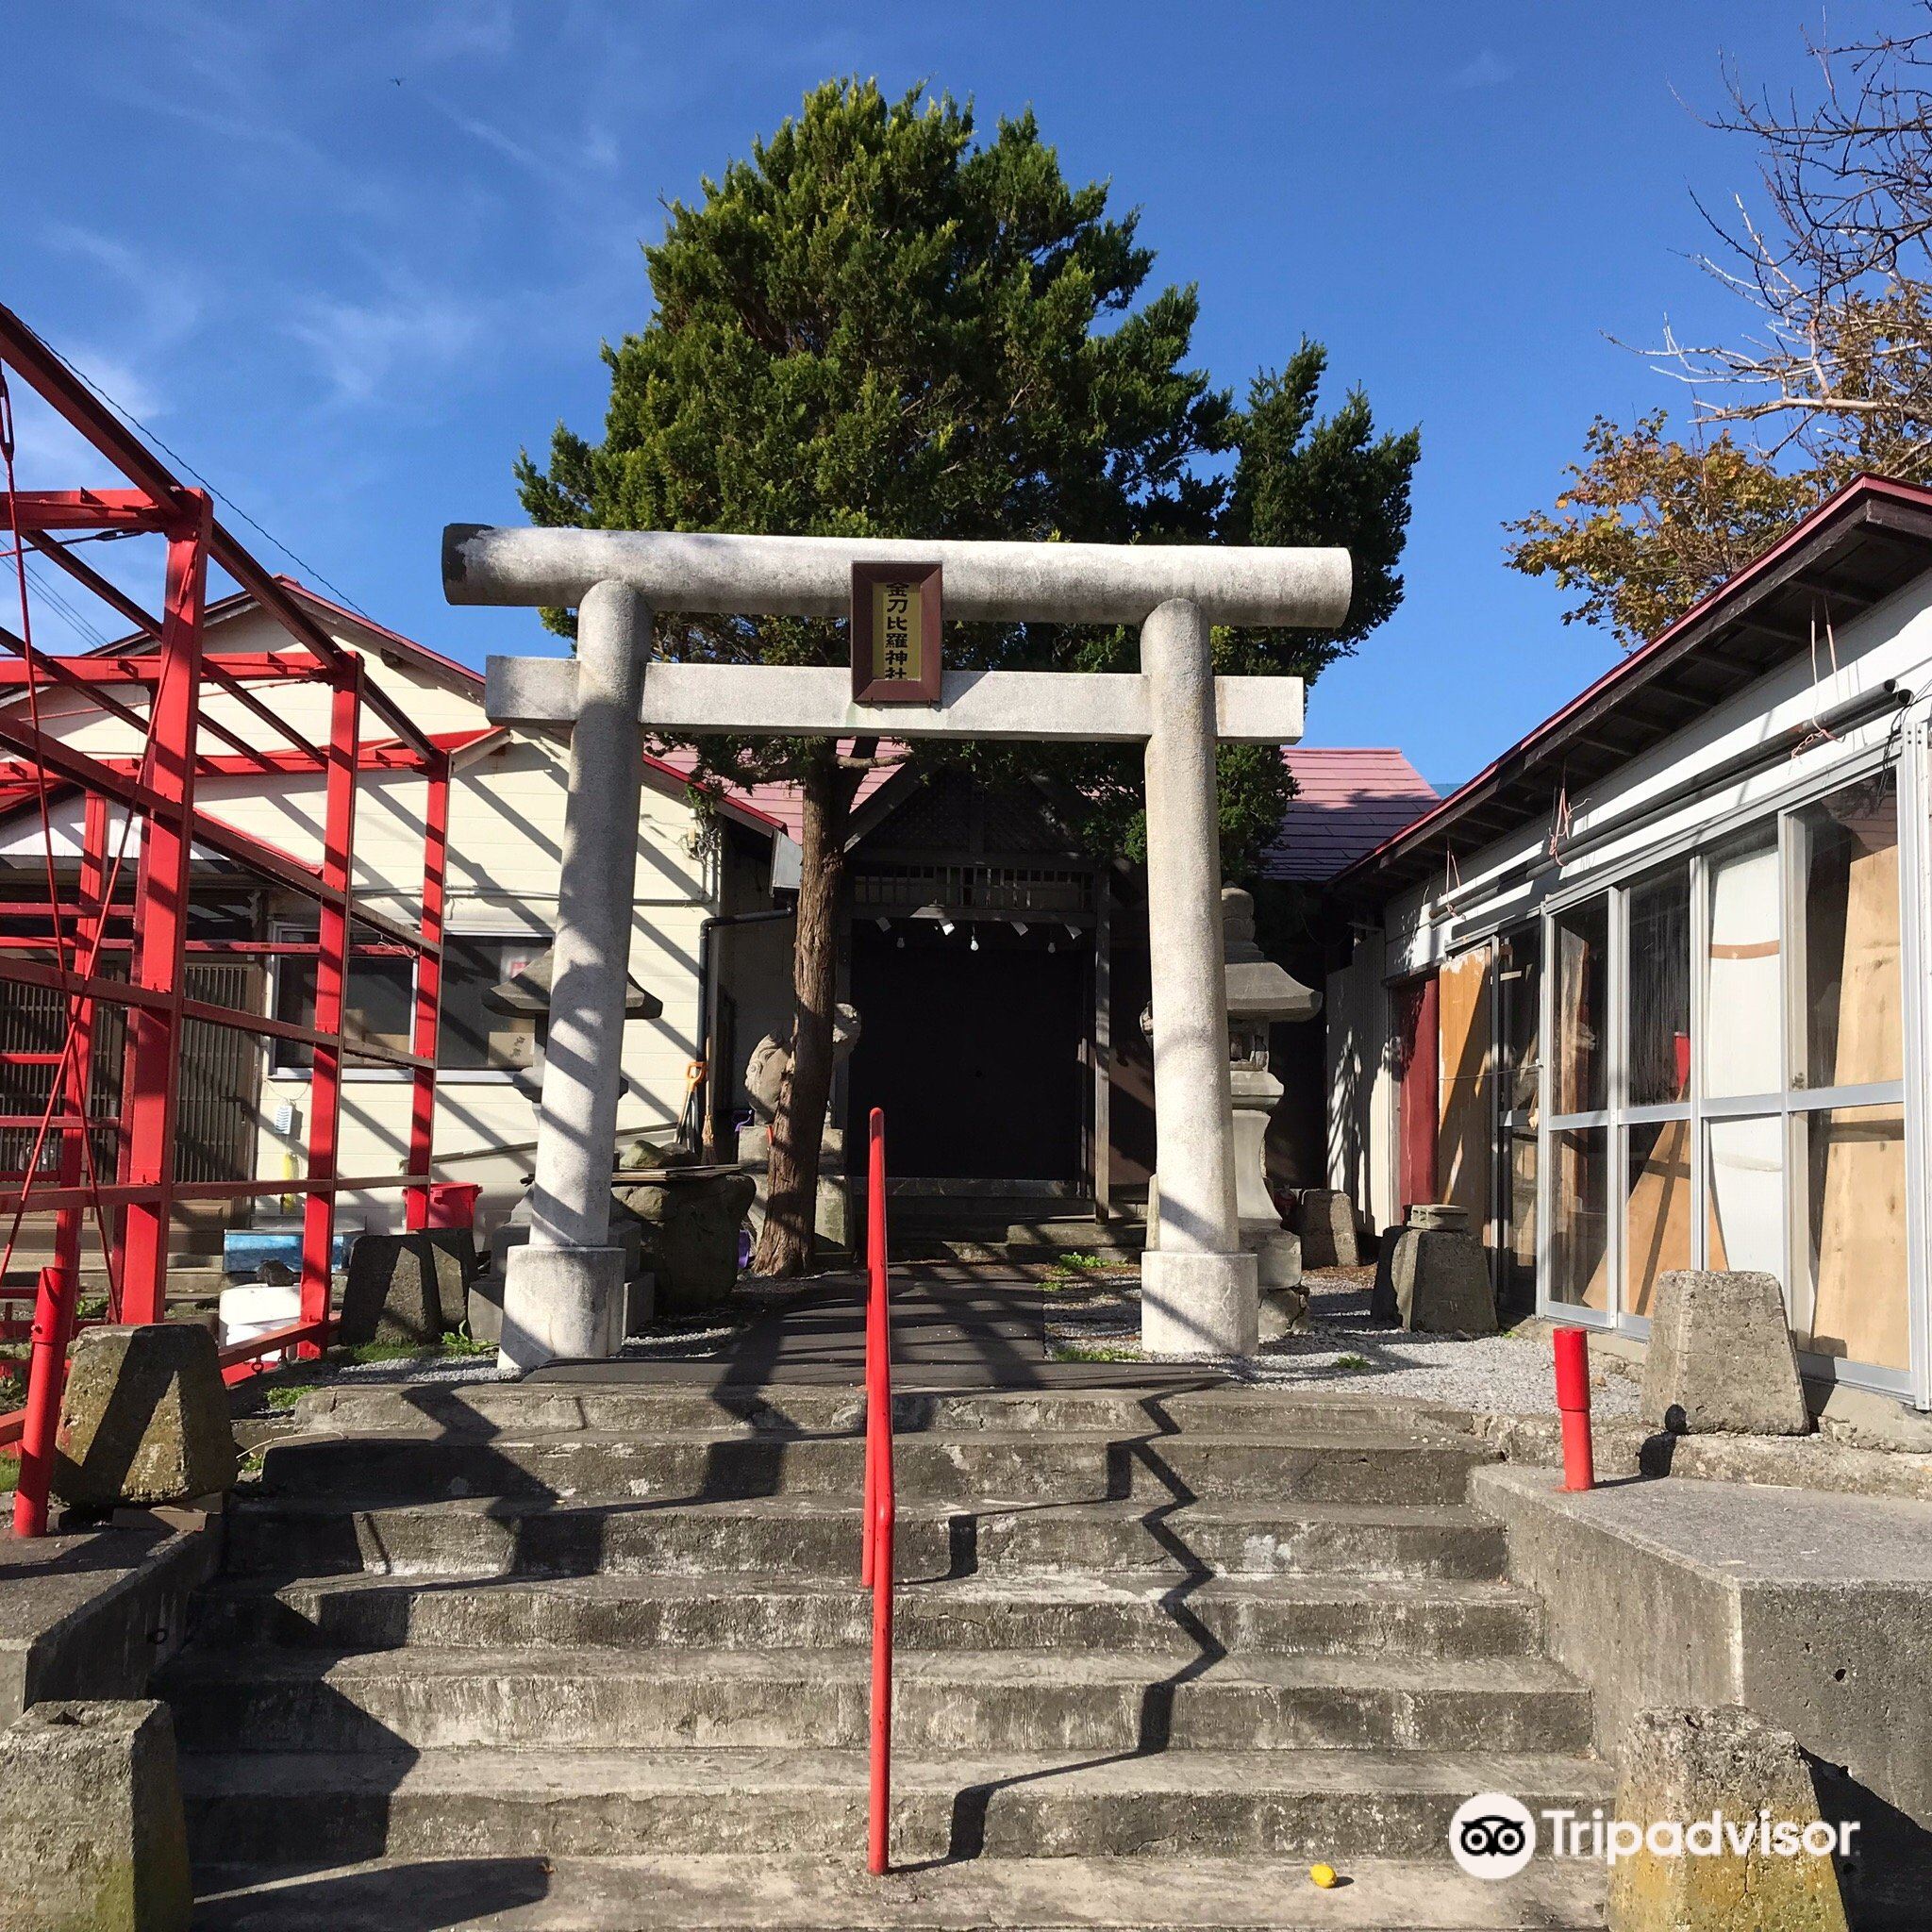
[0,1700,192,1932]
[1385,1226,1497,1335]
[1141,1249,1259,1357]
[498,1243,625,1374]
[1256,1285,1308,1344]
[52,1325,237,1513]
[1292,1188,1361,1268]
[337,1232,468,1347]
[1244,1223,1302,1292]
[613,1169,757,1317]
[1643,1269,1811,1436]
[1607,1706,1849,1932]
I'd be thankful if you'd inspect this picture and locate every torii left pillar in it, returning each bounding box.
[449,522,1349,1368]
[498,581,649,1372]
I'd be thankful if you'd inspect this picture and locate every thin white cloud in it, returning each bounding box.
[1446,50,1512,91]
[42,224,204,347]
[286,283,483,405]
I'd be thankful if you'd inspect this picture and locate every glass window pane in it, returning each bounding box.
[1549,1126,1609,1309]
[1799,1104,1907,1371]
[1627,867,1690,1105]
[439,936,541,1073]
[1552,899,1607,1115]
[1705,829,1781,1098]
[1499,924,1541,1117]
[1626,1118,1693,1317]
[1796,772,1901,1091]
[1705,1114,1784,1281]
[272,933,413,1071]
[1504,1120,1538,1318]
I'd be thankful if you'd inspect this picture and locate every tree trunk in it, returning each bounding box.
[752,756,851,1276]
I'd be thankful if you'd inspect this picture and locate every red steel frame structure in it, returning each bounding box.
[0,304,450,1533]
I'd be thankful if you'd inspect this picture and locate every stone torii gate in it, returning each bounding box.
[444,524,1349,1370]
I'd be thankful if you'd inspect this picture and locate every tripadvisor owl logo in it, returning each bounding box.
[1449,1789,1861,1878]
[1449,1792,1537,1878]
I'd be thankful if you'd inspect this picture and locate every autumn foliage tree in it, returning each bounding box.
[519,81,1415,1274]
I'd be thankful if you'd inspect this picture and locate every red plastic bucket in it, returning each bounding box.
[425,1181,482,1229]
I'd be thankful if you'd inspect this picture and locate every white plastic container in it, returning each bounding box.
[217,1282,304,1362]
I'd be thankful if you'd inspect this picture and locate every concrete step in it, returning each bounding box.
[195,1570,1547,1659]
[222,1494,1507,1583]
[164,1645,1593,1757]
[177,1744,1614,1864]
[256,1429,1493,1507]
[191,1851,1610,1930]
[289,1383,1477,1441]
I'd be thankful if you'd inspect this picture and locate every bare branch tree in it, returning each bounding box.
[1647,10,1932,479]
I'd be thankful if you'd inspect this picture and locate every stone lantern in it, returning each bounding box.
[1143,886,1321,1336]
[1222,886,1320,1328]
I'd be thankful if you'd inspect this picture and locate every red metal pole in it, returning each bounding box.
[118,501,209,1323]
[1554,1325,1595,1492]
[11,1266,76,1537]
[865,1107,892,1877]
[298,661,361,1357]
[403,750,449,1232]
[51,794,108,1288]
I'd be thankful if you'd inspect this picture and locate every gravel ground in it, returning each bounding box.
[1044,1264,1643,1418]
[246,1267,1641,1419]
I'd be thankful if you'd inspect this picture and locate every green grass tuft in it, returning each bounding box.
[1332,1353,1373,1371]
[1051,1341,1141,1364]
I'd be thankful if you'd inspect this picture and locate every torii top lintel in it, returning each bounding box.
[443,524,1351,629]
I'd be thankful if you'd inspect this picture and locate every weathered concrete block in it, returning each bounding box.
[52,1326,237,1513]
[614,1170,756,1318]
[0,1699,192,1932]
[1293,1188,1361,1268]
[1397,1228,1497,1335]
[1607,1706,1849,1932]
[337,1232,468,1346]
[1643,1269,1811,1436]
[1407,1202,1470,1233]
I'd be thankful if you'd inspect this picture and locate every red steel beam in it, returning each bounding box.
[403,748,449,1230]
[299,658,360,1355]
[0,303,435,762]
[0,652,328,685]
[116,506,209,1323]
[3,491,171,533]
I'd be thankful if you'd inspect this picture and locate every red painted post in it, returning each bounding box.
[1553,1325,1595,1492]
[118,502,209,1324]
[12,1266,76,1537]
[297,660,362,1358]
[403,749,448,1232]
[864,1106,893,1877]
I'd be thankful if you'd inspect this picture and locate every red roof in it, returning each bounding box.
[1260,747,1437,881]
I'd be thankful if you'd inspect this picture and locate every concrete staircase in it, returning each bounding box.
[170,1381,1611,1928]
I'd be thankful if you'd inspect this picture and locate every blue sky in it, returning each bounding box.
[3,2,1898,788]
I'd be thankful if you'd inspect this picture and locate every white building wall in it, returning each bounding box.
[1324,928,1394,1230]
[0,602,734,1246]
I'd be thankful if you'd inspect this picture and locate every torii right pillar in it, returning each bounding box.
[1139,597,1255,1356]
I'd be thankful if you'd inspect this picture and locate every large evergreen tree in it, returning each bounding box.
[519,80,1416,1274]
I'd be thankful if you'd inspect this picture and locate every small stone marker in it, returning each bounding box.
[1293,1189,1361,1268]
[1369,1208,1496,1335]
[1607,1706,1849,1932]
[1642,1270,1811,1436]
[0,1699,192,1932]
[337,1230,470,1346]
[52,1325,238,1513]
